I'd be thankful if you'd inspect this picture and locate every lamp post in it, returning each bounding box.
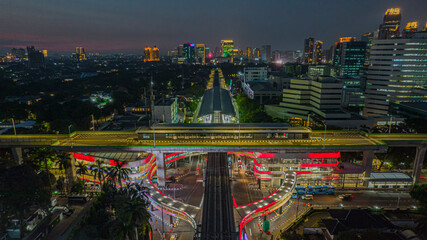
[11,118,16,135]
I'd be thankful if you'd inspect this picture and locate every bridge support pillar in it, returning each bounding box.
[413,146,426,184]
[11,147,23,164]
[153,151,166,187]
[362,151,374,187]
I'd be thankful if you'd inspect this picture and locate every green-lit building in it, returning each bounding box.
[221,40,234,57]
[333,41,367,76]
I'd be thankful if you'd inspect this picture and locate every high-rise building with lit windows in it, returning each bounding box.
[152,46,160,61]
[378,8,401,40]
[183,43,196,61]
[144,46,152,62]
[196,44,205,64]
[303,37,314,64]
[402,22,418,39]
[73,47,86,62]
[314,41,323,65]
[363,32,427,116]
[261,45,271,61]
[221,40,234,57]
[333,39,367,76]
[246,47,252,59]
[253,48,260,59]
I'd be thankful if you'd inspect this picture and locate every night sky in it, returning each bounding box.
[1,0,426,54]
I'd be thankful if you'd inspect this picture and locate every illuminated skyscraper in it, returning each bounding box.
[152,46,160,61]
[378,8,401,39]
[333,39,367,76]
[221,40,234,57]
[361,32,374,67]
[402,22,418,38]
[177,45,184,57]
[246,47,252,59]
[183,43,195,61]
[26,46,45,68]
[261,45,271,61]
[73,47,86,62]
[363,32,427,116]
[303,37,314,64]
[196,44,205,64]
[144,46,152,62]
[42,50,48,57]
[253,48,260,59]
[314,41,323,65]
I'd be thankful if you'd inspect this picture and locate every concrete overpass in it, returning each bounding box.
[0,129,426,185]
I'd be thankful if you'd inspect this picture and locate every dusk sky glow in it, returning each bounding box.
[1,0,426,54]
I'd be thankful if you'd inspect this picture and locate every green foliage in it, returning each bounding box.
[107,160,131,187]
[410,184,427,209]
[236,94,275,123]
[0,165,51,238]
[72,184,151,240]
[71,179,85,194]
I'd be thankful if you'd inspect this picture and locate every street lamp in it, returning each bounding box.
[11,118,17,135]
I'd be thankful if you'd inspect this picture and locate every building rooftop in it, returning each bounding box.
[322,209,395,235]
[369,172,412,182]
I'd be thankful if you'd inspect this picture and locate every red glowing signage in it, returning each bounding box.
[308,152,341,159]
[73,153,95,162]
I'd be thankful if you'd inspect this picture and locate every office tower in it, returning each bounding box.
[402,22,418,38]
[221,40,234,57]
[303,37,314,64]
[361,32,374,67]
[152,46,160,61]
[183,43,196,61]
[205,47,211,58]
[177,45,184,57]
[253,48,260,59]
[26,46,45,68]
[261,45,271,61]
[246,47,252,59]
[73,47,86,62]
[11,48,26,59]
[314,41,323,65]
[275,77,350,124]
[272,50,281,62]
[283,51,296,63]
[144,46,152,62]
[196,44,205,64]
[378,8,401,39]
[42,50,48,57]
[323,46,334,64]
[333,39,367,76]
[339,37,356,43]
[363,32,427,116]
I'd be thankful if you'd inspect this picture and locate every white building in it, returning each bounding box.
[363,32,427,116]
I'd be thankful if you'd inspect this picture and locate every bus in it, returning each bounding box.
[306,185,335,195]
[295,185,306,195]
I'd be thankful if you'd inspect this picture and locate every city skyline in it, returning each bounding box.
[1,0,427,54]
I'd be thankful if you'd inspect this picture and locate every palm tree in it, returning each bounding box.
[108,160,131,187]
[28,147,57,192]
[56,152,72,193]
[76,161,88,179]
[122,196,151,240]
[90,160,106,189]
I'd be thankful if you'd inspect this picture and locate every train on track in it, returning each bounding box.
[137,123,311,141]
